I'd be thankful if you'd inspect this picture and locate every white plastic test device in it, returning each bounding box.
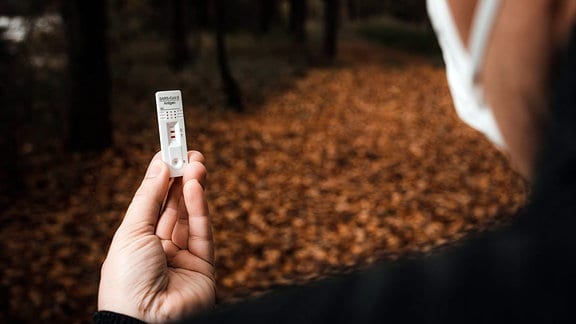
[155,90,188,177]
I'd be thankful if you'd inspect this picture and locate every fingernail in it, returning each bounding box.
[146,160,163,178]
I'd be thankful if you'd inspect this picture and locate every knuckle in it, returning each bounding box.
[188,150,205,163]
[189,161,208,177]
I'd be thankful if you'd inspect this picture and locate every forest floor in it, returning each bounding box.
[0,36,527,323]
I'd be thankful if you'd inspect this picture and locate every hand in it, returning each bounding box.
[98,151,215,323]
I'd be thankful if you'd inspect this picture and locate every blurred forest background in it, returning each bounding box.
[0,0,527,322]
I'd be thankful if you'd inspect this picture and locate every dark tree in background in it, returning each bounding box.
[195,0,211,29]
[382,0,429,25]
[213,0,244,112]
[186,0,205,63]
[167,0,191,70]
[323,0,340,61]
[258,0,279,34]
[345,0,357,21]
[0,1,47,204]
[213,0,244,111]
[289,0,307,43]
[61,0,112,152]
[0,33,22,206]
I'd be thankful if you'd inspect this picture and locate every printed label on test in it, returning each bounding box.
[155,90,188,177]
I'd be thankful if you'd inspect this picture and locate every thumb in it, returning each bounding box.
[122,159,170,229]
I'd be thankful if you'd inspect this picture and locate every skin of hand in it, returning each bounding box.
[98,151,215,323]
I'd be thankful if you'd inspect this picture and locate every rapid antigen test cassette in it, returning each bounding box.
[155,90,188,177]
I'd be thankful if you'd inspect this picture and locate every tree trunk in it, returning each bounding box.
[289,0,307,43]
[0,37,23,206]
[168,0,191,71]
[194,0,210,29]
[213,0,244,111]
[258,0,278,34]
[346,0,357,21]
[61,0,112,152]
[323,0,340,61]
